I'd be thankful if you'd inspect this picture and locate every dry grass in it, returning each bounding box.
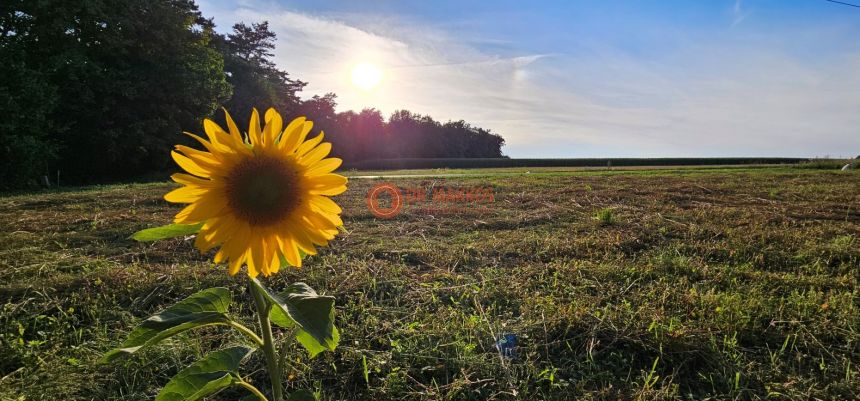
[1,167,859,400]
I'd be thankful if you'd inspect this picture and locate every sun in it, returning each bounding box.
[351,63,382,91]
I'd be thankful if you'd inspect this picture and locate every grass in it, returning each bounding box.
[594,209,616,226]
[345,157,810,171]
[1,166,859,400]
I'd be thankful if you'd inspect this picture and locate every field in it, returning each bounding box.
[1,166,859,400]
[344,157,811,170]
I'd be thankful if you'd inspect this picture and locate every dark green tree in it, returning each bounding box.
[217,21,305,130]
[0,3,60,188]
[1,0,231,185]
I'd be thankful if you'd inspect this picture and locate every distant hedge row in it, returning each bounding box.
[347,157,810,170]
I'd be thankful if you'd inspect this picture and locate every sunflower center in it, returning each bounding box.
[225,155,302,226]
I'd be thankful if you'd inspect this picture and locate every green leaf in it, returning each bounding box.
[361,354,369,386]
[103,288,232,362]
[131,223,204,242]
[288,389,318,401]
[251,279,339,357]
[156,346,255,401]
[278,249,309,269]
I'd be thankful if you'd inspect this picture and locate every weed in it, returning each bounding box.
[594,208,616,226]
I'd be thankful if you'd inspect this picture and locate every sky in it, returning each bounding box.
[197,0,860,158]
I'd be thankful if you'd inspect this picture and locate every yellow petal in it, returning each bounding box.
[307,174,348,195]
[278,217,318,254]
[312,210,343,227]
[201,216,236,246]
[279,235,302,267]
[220,223,251,267]
[174,195,227,223]
[289,229,317,256]
[171,173,219,188]
[264,108,277,123]
[182,132,231,158]
[311,186,346,196]
[172,151,211,177]
[175,145,221,169]
[244,248,259,277]
[278,118,311,153]
[164,185,208,203]
[308,195,343,214]
[296,132,324,157]
[194,231,217,252]
[304,209,339,230]
[223,108,248,148]
[250,241,267,276]
[203,119,231,147]
[301,214,337,239]
[249,108,261,146]
[214,249,227,264]
[262,236,278,273]
[288,216,329,246]
[298,143,332,166]
[305,158,342,176]
[306,173,347,188]
[228,253,244,275]
[268,242,282,274]
[263,108,283,146]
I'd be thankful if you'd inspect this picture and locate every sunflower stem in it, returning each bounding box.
[250,278,285,401]
[227,319,265,347]
[235,378,271,401]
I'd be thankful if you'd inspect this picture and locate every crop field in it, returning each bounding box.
[1,167,859,400]
[344,157,809,170]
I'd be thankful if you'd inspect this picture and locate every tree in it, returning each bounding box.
[298,93,338,131]
[0,1,507,188]
[217,21,305,130]
[0,4,60,188]
[1,0,232,184]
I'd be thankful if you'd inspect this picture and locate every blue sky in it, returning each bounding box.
[198,0,860,158]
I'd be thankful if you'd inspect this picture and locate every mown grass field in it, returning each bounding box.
[1,167,859,400]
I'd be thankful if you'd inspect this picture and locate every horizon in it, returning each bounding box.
[198,0,860,159]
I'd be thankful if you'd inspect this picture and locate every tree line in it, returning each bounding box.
[0,0,505,189]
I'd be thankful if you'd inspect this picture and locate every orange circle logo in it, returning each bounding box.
[367,183,403,219]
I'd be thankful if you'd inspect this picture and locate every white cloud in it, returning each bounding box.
[732,0,750,27]
[199,1,860,158]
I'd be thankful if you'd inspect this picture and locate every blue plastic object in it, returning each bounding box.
[495,333,517,359]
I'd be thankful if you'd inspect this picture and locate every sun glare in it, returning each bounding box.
[351,63,383,91]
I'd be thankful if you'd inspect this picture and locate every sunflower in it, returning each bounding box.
[165,108,347,277]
